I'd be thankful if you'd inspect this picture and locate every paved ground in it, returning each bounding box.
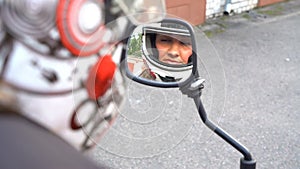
[92,1,300,168]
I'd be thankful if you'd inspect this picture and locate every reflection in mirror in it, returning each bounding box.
[126,21,193,84]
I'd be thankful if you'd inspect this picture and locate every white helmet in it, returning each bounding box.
[141,22,193,82]
[0,0,166,151]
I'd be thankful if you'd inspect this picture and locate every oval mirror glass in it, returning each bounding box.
[125,18,196,87]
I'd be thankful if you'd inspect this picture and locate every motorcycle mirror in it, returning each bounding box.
[124,18,197,88]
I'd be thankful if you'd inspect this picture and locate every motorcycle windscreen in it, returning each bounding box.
[115,0,166,25]
[125,18,197,88]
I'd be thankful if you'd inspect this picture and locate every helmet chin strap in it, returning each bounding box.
[156,74,182,82]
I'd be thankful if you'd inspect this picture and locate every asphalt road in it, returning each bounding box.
[92,1,300,168]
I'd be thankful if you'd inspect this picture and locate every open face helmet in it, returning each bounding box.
[142,22,193,82]
[0,0,166,151]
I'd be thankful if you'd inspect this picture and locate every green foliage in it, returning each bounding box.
[127,34,143,58]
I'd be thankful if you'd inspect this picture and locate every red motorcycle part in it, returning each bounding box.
[56,0,106,56]
[85,55,116,100]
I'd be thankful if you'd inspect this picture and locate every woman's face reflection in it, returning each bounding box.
[155,34,192,65]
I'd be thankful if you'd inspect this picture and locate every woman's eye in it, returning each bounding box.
[180,41,191,46]
[160,39,171,43]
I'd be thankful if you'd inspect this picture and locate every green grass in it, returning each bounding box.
[242,13,251,20]
[257,5,284,16]
[204,27,225,38]
[204,30,213,38]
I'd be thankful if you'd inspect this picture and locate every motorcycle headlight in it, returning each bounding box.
[115,0,166,25]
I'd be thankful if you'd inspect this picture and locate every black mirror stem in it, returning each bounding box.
[193,96,256,169]
[179,76,256,169]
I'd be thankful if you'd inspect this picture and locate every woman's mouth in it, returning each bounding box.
[162,59,183,65]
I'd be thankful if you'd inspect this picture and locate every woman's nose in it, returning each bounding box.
[167,42,180,57]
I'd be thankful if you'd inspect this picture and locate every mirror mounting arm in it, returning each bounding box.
[179,76,205,99]
[180,76,256,169]
[193,97,256,169]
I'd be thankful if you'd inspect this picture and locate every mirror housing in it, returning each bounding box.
[124,18,198,88]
